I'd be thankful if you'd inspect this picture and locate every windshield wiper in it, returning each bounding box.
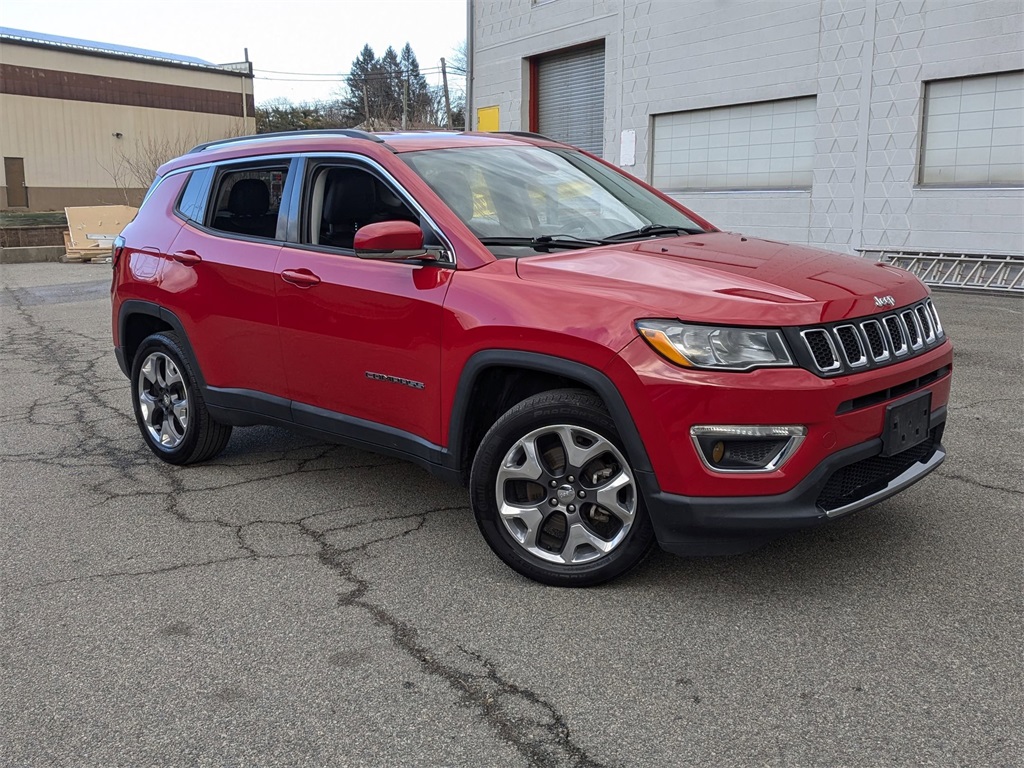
[600,224,703,243]
[477,235,603,251]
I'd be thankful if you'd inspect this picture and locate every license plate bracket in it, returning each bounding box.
[881,391,932,457]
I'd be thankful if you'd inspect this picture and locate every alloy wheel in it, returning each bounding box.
[137,351,189,450]
[495,424,637,564]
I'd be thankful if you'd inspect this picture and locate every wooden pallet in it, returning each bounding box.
[63,205,137,262]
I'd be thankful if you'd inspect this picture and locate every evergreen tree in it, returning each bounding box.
[338,42,442,128]
[342,44,380,125]
[400,43,432,125]
[379,46,403,123]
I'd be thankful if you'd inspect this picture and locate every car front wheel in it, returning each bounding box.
[470,389,654,586]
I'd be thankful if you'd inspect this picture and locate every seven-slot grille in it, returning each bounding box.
[788,299,945,376]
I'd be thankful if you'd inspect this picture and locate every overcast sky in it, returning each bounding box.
[0,0,467,104]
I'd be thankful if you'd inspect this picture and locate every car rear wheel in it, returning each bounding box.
[470,389,654,586]
[131,331,231,465]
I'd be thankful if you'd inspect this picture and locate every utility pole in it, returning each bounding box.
[402,69,409,130]
[362,81,370,127]
[440,57,453,129]
[241,47,250,126]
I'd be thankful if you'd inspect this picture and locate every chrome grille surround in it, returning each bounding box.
[883,315,909,357]
[835,325,868,368]
[860,319,890,363]
[916,304,936,343]
[926,298,943,336]
[901,310,923,349]
[799,329,841,372]
[786,299,947,377]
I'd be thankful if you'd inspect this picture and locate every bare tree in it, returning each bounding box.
[101,121,247,204]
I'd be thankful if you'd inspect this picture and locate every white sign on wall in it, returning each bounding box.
[620,129,636,167]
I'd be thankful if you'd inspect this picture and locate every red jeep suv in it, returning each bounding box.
[111,130,952,586]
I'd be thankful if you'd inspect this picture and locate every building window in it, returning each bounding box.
[652,96,816,191]
[920,71,1023,187]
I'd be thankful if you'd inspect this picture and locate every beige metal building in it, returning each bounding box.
[0,27,255,211]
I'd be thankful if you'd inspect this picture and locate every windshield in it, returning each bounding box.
[401,145,707,257]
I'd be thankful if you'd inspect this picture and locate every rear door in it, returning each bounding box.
[274,157,452,446]
[165,160,292,400]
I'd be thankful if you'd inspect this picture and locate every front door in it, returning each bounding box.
[275,161,451,446]
[4,157,27,208]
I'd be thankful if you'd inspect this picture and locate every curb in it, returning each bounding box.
[0,245,67,264]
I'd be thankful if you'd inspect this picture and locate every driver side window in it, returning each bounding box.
[305,165,419,251]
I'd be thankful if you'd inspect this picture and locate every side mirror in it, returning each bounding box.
[354,220,434,261]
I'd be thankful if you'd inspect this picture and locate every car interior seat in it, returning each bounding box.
[321,169,380,249]
[214,178,275,237]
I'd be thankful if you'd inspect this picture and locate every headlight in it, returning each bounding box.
[636,320,794,371]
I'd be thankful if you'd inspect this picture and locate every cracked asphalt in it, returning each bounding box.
[1,262,1021,767]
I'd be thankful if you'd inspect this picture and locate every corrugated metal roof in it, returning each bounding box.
[0,26,223,69]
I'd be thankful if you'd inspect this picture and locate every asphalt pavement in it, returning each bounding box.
[1,262,1021,767]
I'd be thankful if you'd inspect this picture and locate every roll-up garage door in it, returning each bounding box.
[535,43,605,156]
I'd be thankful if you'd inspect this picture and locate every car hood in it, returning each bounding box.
[514,232,927,325]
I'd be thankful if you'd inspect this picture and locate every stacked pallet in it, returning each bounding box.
[63,205,138,262]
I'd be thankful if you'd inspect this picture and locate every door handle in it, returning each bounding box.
[281,268,321,287]
[171,250,202,265]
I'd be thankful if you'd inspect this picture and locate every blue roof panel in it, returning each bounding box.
[0,26,217,67]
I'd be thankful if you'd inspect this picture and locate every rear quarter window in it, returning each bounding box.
[174,167,213,223]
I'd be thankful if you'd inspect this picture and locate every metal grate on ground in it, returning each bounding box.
[859,250,1024,293]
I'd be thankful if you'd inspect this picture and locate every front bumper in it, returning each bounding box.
[609,336,952,498]
[639,407,946,556]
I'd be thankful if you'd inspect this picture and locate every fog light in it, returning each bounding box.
[711,441,725,464]
[690,425,806,473]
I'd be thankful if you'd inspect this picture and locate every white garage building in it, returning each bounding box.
[467,0,1023,262]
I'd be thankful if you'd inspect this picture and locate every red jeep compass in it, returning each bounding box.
[111,130,952,586]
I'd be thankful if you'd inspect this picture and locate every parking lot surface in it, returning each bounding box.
[2,262,1021,767]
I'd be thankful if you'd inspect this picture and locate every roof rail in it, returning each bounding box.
[497,131,559,142]
[188,129,385,154]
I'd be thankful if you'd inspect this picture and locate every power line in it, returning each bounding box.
[254,73,446,84]
[252,66,453,80]
[254,66,448,77]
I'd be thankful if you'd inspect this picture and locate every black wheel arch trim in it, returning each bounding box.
[447,350,653,474]
[117,300,205,386]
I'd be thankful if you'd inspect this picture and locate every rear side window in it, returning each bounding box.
[208,164,290,240]
[174,167,212,223]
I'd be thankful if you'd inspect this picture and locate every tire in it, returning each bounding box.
[470,389,655,587]
[130,331,232,465]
